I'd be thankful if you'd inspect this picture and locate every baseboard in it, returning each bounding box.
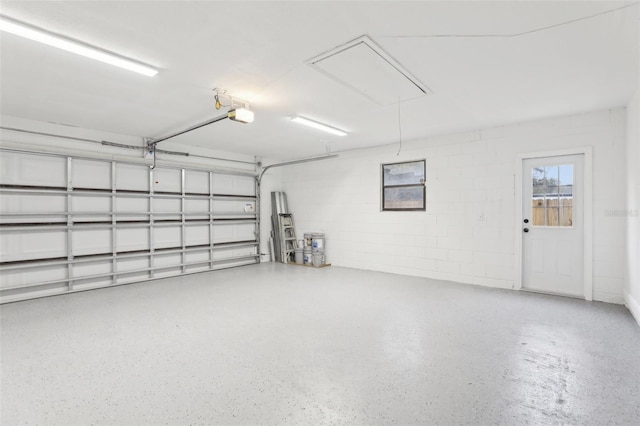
[592,291,625,305]
[624,291,640,327]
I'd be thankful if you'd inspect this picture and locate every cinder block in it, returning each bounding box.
[424,247,448,260]
[436,260,461,274]
[486,264,514,281]
[460,262,487,277]
[436,237,460,250]
[448,249,473,263]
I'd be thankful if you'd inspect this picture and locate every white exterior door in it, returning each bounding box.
[522,154,584,297]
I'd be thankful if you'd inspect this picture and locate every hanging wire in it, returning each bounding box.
[382,3,636,40]
[396,98,402,156]
[213,88,229,110]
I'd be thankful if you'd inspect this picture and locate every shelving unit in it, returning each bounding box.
[0,149,259,303]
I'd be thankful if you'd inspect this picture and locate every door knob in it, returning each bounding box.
[523,228,529,233]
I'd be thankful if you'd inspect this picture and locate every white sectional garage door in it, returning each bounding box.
[0,149,259,303]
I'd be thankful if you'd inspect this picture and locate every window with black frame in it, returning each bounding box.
[381,160,426,211]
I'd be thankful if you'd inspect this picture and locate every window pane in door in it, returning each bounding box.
[560,203,573,226]
[546,206,559,226]
[544,165,559,195]
[532,205,545,226]
[532,168,545,196]
[531,164,574,227]
[559,164,573,196]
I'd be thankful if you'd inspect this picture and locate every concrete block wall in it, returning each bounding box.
[280,108,628,304]
[625,90,640,323]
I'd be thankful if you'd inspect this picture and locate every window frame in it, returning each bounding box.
[381,159,426,212]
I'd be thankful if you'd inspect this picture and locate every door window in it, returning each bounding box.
[531,164,573,227]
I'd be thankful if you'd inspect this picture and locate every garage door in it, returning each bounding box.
[0,149,259,303]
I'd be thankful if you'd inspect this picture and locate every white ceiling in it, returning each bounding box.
[1,1,638,160]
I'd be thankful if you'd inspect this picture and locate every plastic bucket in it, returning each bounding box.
[311,233,325,251]
[303,248,312,265]
[294,248,303,264]
[312,250,325,267]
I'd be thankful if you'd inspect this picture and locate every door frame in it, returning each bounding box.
[514,147,593,301]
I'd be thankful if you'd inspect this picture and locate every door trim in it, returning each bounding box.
[514,147,593,301]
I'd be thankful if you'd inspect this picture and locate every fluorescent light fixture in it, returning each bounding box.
[291,116,347,136]
[228,108,254,123]
[0,15,158,77]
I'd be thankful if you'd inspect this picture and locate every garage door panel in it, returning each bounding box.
[212,174,255,196]
[0,193,67,223]
[73,229,111,256]
[153,168,181,193]
[117,257,149,273]
[185,225,209,246]
[185,170,209,194]
[1,230,67,262]
[212,224,255,244]
[73,276,114,290]
[73,260,112,279]
[1,152,66,188]
[1,150,258,303]
[117,270,150,284]
[155,198,181,219]
[72,159,111,190]
[117,227,149,252]
[185,199,209,218]
[154,267,182,279]
[1,264,68,288]
[186,250,210,271]
[72,196,111,222]
[155,253,182,268]
[116,163,149,191]
[1,282,68,302]
[116,197,148,221]
[155,226,181,249]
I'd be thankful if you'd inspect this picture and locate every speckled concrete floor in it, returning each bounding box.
[1,263,639,425]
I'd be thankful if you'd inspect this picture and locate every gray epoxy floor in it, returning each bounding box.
[1,263,639,425]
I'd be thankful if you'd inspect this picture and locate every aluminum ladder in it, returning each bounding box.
[278,213,297,264]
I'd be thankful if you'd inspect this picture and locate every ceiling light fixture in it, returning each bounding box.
[0,15,159,77]
[291,116,347,136]
[228,107,254,124]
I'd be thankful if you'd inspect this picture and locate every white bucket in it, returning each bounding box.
[294,248,303,264]
[312,250,325,267]
[311,233,325,251]
[303,248,312,265]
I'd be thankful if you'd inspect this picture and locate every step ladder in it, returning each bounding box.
[278,213,297,264]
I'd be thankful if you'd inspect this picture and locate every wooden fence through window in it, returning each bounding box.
[532,198,573,226]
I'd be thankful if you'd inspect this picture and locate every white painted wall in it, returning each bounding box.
[625,90,640,324]
[282,108,628,304]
